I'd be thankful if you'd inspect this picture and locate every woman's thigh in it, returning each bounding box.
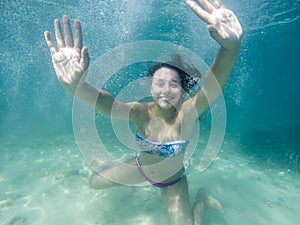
[89,157,146,189]
[160,176,193,225]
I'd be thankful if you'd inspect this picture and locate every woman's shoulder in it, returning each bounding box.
[128,101,150,124]
[129,101,150,112]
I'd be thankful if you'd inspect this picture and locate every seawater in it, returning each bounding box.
[1,0,300,225]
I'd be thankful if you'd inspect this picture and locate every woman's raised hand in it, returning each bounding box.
[186,0,242,50]
[44,15,89,94]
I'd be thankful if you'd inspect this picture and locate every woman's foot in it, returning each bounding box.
[205,194,224,214]
[195,188,224,214]
[193,188,224,225]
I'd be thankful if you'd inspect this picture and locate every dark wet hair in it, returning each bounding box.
[147,62,199,93]
[147,54,202,94]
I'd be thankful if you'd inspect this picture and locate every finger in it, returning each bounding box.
[80,46,90,70]
[186,0,211,24]
[54,19,66,48]
[208,0,222,9]
[44,31,58,54]
[62,15,74,47]
[79,46,89,83]
[74,19,82,52]
[196,0,214,13]
[207,24,225,42]
[207,25,218,36]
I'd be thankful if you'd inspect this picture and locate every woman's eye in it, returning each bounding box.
[170,82,179,88]
[156,82,164,87]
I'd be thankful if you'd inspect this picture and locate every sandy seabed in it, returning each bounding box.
[1,135,299,225]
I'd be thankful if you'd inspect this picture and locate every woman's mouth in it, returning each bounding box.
[159,97,172,102]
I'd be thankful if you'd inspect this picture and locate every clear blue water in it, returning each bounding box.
[1,0,300,225]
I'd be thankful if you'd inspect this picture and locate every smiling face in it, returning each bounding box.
[150,67,183,110]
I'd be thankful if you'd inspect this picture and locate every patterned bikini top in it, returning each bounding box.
[135,132,189,158]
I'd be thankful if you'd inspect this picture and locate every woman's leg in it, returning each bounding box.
[160,176,194,225]
[193,189,205,225]
[89,157,145,189]
[193,188,224,225]
[160,176,224,225]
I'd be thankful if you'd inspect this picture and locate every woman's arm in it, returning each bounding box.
[185,0,243,116]
[44,15,144,120]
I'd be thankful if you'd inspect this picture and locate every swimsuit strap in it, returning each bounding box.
[136,156,183,188]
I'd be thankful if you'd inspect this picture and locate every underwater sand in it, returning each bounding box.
[1,134,299,225]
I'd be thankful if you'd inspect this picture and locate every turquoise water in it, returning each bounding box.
[1,0,300,224]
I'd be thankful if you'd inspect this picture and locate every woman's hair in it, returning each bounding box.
[147,55,201,94]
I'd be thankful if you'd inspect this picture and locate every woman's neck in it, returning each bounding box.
[151,103,179,124]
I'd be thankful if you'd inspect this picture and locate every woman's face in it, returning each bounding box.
[151,67,182,110]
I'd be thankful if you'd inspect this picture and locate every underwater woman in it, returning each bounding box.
[44,0,242,224]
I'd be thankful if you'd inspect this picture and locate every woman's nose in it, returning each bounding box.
[162,84,170,93]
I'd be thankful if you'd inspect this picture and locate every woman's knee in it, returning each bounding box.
[89,172,101,189]
[89,172,116,189]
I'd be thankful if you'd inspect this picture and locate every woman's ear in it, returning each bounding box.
[149,77,154,95]
[180,88,189,102]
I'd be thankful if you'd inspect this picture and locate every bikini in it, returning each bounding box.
[135,132,190,188]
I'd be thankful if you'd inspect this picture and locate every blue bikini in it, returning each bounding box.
[135,132,189,158]
[135,132,190,188]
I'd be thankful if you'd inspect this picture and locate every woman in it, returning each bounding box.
[44,0,242,224]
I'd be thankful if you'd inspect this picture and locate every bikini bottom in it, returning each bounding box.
[135,156,184,189]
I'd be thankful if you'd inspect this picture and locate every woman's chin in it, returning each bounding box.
[157,101,174,110]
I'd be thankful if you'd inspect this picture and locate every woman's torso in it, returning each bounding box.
[134,102,196,183]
